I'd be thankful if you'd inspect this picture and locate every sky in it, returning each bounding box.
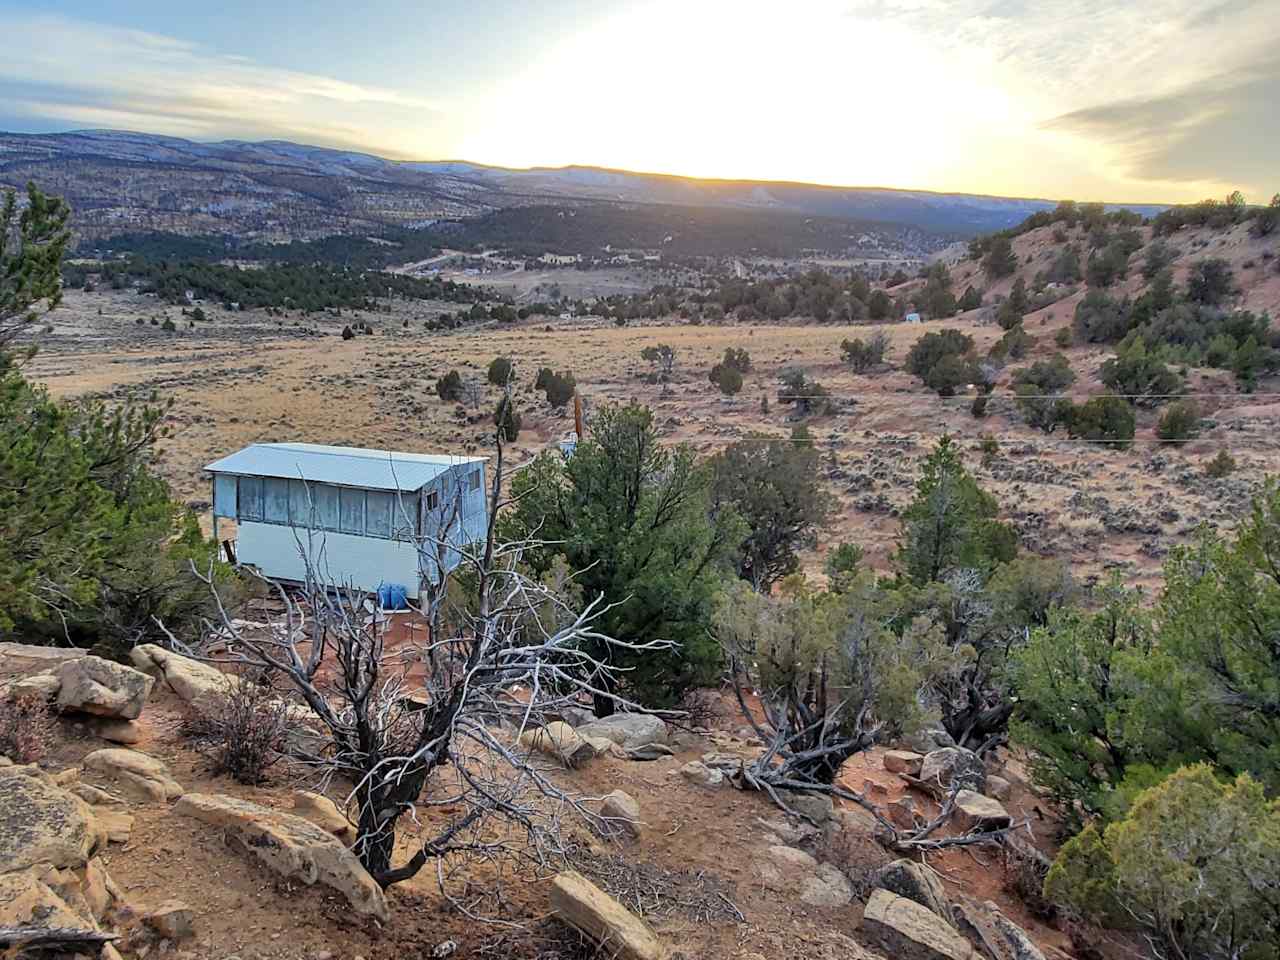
[1,0,1276,204]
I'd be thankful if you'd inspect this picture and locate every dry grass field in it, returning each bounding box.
[27,270,1280,588]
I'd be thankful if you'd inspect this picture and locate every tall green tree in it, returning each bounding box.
[710,434,834,592]
[895,436,1017,586]
[501,403,741,711]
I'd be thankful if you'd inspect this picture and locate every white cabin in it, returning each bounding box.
[205,442,487,598]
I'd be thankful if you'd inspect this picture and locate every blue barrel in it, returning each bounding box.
[377,582,409,610]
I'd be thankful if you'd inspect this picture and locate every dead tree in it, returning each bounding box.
[713,580,1027,852]
[185,389,670,892]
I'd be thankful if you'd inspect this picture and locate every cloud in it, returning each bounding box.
[1048,57,1280,197]
[0,13,457,155]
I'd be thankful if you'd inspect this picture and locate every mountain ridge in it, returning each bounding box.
[0,128,1167,241]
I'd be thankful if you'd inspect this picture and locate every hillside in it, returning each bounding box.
[1,129,1163,246]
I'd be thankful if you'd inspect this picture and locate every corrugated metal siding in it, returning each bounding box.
[205,442,485,492]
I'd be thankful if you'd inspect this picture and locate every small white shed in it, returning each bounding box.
[205,442,487,598]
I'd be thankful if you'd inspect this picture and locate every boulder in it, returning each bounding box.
[558,705,598,728]
[780,789,834,825]
[7,672,62,700]
[128,644,235,708]
[581,735,624,759]
[549,870,666,960]
[519,722,594,768]
[82,749,183,803]
[575,713,667,751]
[906,726,956,754]
[599,790,642,840]
[888,796,918,831]
[952,897,1046,960]
[0,643,87,664]
[94,809,134,845]
[874,859,951,922]
[69,783,121,806]
[0,868,101,944]
[920,748,986,795]
[175,793,388,922]
[143,900,195,940]
[884,750,924,777]
[952,791,1011,833]
[292,791,354,842]
[87,718,144,745]
[802,864,855,908]
[678,760,723,788]
[822,805,881,850]
[56,656,153,720]
[0,767,104,873]
[861,889,977,960]
[985,775,1012,801]
[755,846,853,907]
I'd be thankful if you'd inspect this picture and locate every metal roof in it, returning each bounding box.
[204,442,484,492]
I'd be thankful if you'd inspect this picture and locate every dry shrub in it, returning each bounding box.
[819,821,892,900]
[1002,841,1057,921]
[0,693,58,764]
[180,673,291,784]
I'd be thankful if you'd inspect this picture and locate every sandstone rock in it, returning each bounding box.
[88,718,144,745]
[144,900,195,940]
[920,748,986,795]
[0,643,87,664]
[0,868,100,943]
[292,791,354,842]
[95,809,135,845]
[128,644,236,708]
[575,713,667,750]
[70,783,121,806]
[79,857,117,920]
[780,789,834,824]
[0,768,103,873]
[801,863,855,907]
[82,749,183,803]
[889,796,918,831]
[53,768,79,786]
[599,790,642,839]
[678,760,723,787]
[822,805,881,850]
[952,791,1011,833]
[56,656,153,720]
[549,870,666,960]
[862,889,976,960]
[581,735,623,759]
[176,793,388,922]
[519,721,594,768]
[874,859,951,922]
[7,672,62,700]
[906,726,956,754]
[884,750,924,777]
[952,897,1046,960]
[558,705,597,728]
[985,775,1012,801]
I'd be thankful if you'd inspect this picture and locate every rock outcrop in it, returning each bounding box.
[951,791,1011,833]
[549,870,666,960]
[175,793,388,922]
[519,721,594,768]
[82,749,184,803]
[599,790,642,839]
[0,766,104,873]
[952,897,1047,960]
[862,889,977,960]
[920,748,986,795]
[575,713,668,751]
[874,859,952,922]
[56,657,153,720]
[292,791,354,842]
[884,750,924,777]
[128,644,236,708]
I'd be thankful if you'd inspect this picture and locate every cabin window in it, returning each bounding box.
[392,493,415,541]
[238,476,263,521]
[468,469,481,492]
[339,487,365,535]
[365,490,392,538]
[425,489,440,512]
[263,478,290,524]
[313,484,340,531]
[288,480,313,527]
